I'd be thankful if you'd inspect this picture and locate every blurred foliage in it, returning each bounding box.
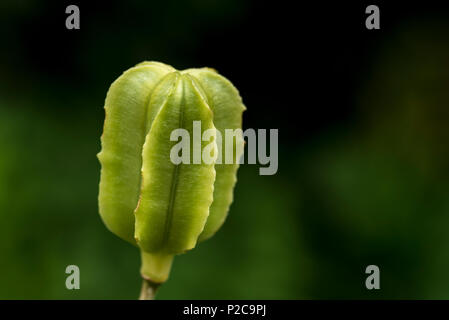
[0,1,448,299]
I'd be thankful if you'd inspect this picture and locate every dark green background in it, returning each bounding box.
[0,1,448,299]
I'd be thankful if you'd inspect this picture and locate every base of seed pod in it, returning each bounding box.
[140,250,175,284]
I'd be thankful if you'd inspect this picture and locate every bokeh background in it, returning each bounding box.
[0,0,448,299]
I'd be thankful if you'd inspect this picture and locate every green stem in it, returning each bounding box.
[139,278,160,300]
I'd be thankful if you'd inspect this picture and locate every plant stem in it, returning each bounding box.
[139,278,161,300]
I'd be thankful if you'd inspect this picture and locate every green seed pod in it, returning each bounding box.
[97,61,245,287]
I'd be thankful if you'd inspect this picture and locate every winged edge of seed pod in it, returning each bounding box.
[97,61,246,283]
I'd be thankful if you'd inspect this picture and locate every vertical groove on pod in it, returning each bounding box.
[162,76,185,247]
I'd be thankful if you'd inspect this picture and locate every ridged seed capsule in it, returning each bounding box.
[97,61,245,294]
